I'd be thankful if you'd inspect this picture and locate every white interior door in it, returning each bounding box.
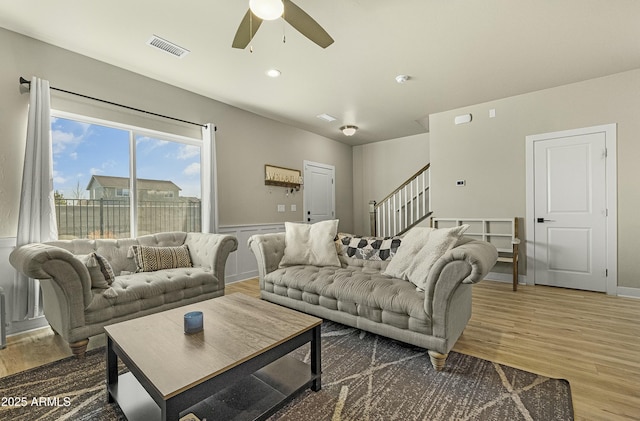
[526,125,616,293]
[303,161,335,224]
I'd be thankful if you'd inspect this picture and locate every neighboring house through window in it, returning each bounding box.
[51,112,203,239]
[116,188,130,198]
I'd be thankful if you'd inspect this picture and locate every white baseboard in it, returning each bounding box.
[487,272,640,298]
[617,286,640,299]
[485,271,524,285]
[7,316,48,337]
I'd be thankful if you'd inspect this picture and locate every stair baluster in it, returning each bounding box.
[371,164,431,237]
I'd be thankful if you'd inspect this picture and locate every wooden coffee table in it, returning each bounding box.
[104,293,322,421]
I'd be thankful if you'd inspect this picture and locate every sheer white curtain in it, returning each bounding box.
[12,77,58,321]
[201,123,219,233]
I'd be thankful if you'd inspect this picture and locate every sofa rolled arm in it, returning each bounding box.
[9,243,94,310]
[184,233,238,284]
[447,240,499,285]
[423,240,498,320]
[248,233,285,289]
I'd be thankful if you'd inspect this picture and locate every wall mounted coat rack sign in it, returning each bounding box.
[265,165,302,188]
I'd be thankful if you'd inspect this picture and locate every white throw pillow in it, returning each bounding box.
[408,224,470,290]
[383,227,435,280]
[279,220,341,267]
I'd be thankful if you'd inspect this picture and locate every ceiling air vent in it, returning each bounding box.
[146,35,190,58]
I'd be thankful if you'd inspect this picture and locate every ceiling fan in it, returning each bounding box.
[232,0,334,49]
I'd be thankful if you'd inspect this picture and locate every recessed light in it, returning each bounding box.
[266,69,281,78]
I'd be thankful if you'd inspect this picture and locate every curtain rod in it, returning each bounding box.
[19,77,207,128]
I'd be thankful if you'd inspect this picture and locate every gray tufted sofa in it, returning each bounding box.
[10,231,237,357]
[249,233,498,370]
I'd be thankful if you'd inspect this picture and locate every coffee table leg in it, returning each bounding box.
[311,324,321,391]
[106,336,118,403]
[161,397,181,421]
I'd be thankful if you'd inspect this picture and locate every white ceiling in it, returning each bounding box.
[1,0,639,145]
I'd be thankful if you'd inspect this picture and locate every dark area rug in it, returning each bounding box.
[0,348,126,421]
[0,322,573,420]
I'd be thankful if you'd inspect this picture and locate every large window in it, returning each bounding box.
[52,113,202,239]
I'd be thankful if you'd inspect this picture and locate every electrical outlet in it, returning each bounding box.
[277,204,285,212]
[456,180,466,186]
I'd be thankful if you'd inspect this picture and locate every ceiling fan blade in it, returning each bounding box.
[232,10,263,49]
[282,0,334,48]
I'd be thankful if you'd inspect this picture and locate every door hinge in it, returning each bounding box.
[605,269,608,277]
[332,178,334,185]
[604,148,608,158]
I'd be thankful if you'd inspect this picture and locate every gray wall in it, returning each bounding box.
[0,27,353,333]
[352,133,430,235]
[0,27,353,235]
[429,69,640,290]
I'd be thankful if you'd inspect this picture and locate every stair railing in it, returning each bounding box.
[371,164,431,237]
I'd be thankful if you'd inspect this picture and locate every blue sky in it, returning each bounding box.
[51,117,201,198]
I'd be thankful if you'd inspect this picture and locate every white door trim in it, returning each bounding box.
[303,160,336,224]
[525,124,617,294]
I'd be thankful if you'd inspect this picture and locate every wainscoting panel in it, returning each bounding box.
[219,223,286,283]
[0,237,48,336]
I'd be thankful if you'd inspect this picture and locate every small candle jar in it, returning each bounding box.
[184,311,203,334]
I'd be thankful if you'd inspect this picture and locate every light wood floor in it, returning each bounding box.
[1,278,638,421]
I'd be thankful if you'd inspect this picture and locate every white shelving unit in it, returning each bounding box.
[431,218,520,291]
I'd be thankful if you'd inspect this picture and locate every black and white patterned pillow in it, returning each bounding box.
[128,244,193,272]
[336,233,402,261]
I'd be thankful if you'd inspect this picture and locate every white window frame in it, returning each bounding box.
[51,110,208,237]
[116,188,130,197]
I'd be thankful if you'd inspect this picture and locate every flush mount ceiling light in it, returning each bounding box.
[266,69,281,77]
[340,125,358,136]
[395,74,410,84]
[249,0,284,20]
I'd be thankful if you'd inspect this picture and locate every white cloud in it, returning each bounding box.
[90,167,103,175]
[52,129,81,155]
[51,120,92,155]
[183,162,200,176]
[177,145,200,160]
[69,152,78,160]
[137,137,169,151]
[52,169,68,185]
[100,160,117,170]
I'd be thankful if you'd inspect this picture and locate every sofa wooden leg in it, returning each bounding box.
[69,339,89,359]
[428,350,448,371]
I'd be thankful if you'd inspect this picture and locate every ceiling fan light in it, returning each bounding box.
[340,125,358,136]
[249,0,284,20]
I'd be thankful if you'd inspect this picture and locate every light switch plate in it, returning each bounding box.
[277,204,285,212]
